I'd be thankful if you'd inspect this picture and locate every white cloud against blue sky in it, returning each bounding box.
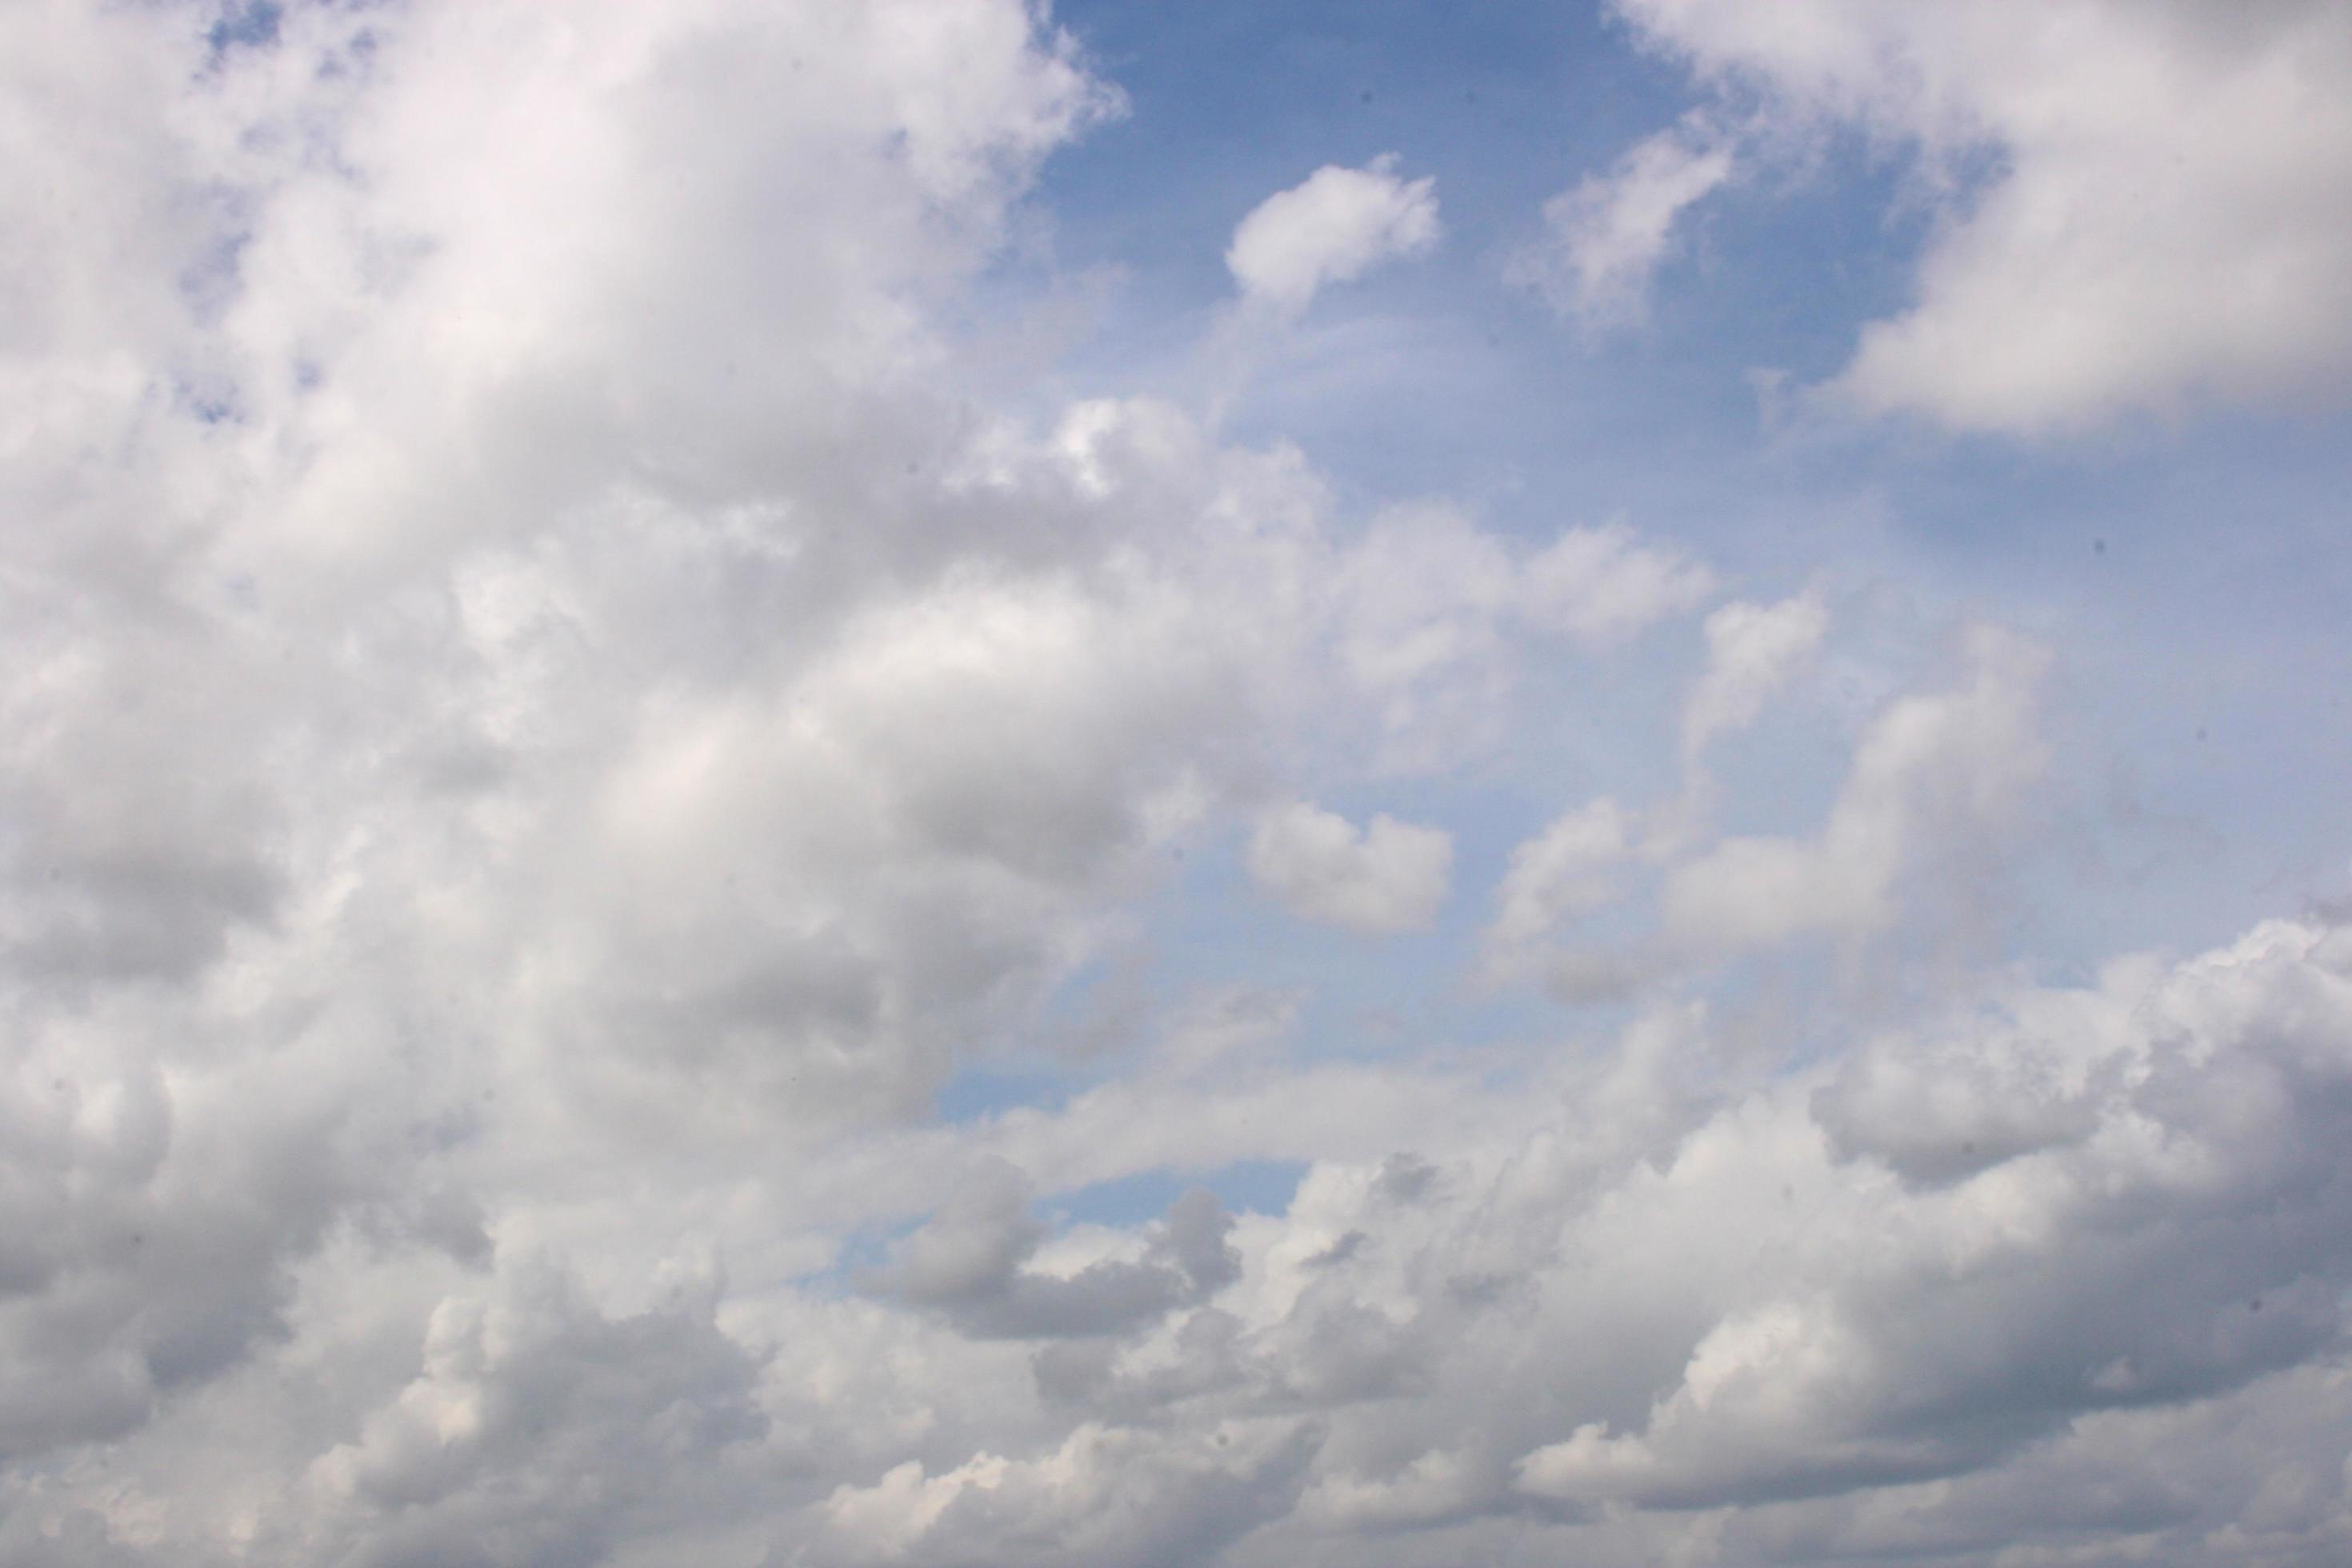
[1226,156,1440,315]
[4,2,2351,1565]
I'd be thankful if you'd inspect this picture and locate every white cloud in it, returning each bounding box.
[1330,506,1714,769]
[1227,155,1440,314]
[818,1418,1315,1567]
[1681,586,1829,758]
[2,3,2342,1565]
[1248,802,1454,935]
[1482,798,1634,978]
[1477,623,2047,999]
[924,916,2352,1562]
[1516,521,1718,646]
[1512,115,1736,326]
[0,10,1703,1541]
[1603,0,2352,431]
[1662,625,2047,954]
[868,1158,1239,1341]
[297,1261,766,1562]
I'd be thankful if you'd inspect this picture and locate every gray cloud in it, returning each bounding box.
[873,1161,1239,1342]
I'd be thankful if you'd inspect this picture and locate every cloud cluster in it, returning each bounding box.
[1483,621,2047,997]
[1543,0,2352,432]
[4,2,2346,1566]
[775,918,2352,1566]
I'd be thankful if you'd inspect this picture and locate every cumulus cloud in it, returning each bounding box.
[924,916,2352,1561]
[818,1418,1316,1568]
[1681,586,1829,759]
[1661,625,2047,955]
[1480,623,2047,998]
[871,1159,1240,1340]
[1330,506,1715,766]
[1511,114,1736,327]
[1583,0,2352,431]
[1247,803,1454,935]
[298,1262,767,1565]
[1502,920,2352,1517]
[3,2,2343,1566]
[1227,155,1440,314]
[1482,798,1634,981]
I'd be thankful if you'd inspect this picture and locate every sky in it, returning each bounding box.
[5,2,2352,1564]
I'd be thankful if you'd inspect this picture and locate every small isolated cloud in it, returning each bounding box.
[1513,115,1736,327]
[1228,154,1440,314]
[1248,802,1454,934]
[1681,586,1829,759]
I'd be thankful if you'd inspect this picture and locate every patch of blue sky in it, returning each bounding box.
[164,367,244,426]
[1021,7,1942,534]
[206,0,282,61]
[1127,804,1615,1065]
[945,799,1578,1122]
[815,1223,901,1294]
[1048,1158,1307,1228]
[178,223,254,330]
[933,1066,1082,1126]
[1887,426,2352,959]
[810,1160,1313,1290]
[1041,0,1678,303]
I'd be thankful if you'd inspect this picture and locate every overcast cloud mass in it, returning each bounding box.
[5,2,2352,1564]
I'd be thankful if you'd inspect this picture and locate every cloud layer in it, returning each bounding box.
[4,2,2348,1566]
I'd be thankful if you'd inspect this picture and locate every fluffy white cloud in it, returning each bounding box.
[1482,623,2046,1000]
[1482,798,1634,980]
[1330,506,1714,766]
[1662,624,2047,954]
[1516,521,1718,646]
[1227,155,1440,314]
[817,1418,1314,1567]
[1585,0,2352,431]
[3,2,2343,1566]
[0,0,1710,1537]
[1247,803,1454,935]
[1682,587,1829,758]
[864,916,2352,1565]
[1511,114,1735,327]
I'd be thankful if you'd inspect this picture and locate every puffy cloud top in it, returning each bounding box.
[1227,155,1441,313]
